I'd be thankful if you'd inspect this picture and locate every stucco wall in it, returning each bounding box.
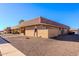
[25,29,61,38]
[38,29,48,38]
[63,29,68,34]
[25,29,48,38]
[24,25,69,38]
[48,28,61,38]
[20,33,25,36]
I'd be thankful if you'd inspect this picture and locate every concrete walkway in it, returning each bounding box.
[0,37,25,56]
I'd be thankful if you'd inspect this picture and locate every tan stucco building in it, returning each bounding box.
[11,17,70,38]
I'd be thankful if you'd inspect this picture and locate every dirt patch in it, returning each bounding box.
[2,35,79,56]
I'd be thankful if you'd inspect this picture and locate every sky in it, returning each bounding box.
[0,3,79,30]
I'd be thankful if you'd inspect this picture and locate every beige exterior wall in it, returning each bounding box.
[25,30,34,37]
[63,29,68,34]
[25,29,48,38]
[23,25,69,38]
[38,29,48,38]
[20,33,25,36]
[48,28,61,38]
[25,28,61,38]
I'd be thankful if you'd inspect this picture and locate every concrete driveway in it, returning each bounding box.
[0,36,25,56]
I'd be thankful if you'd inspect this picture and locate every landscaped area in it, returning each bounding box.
[1,34,79,56]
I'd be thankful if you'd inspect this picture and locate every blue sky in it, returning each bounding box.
[0,3,79,30]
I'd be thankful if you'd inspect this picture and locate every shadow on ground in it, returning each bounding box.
[0,36,10,44]
[50,34,79,42]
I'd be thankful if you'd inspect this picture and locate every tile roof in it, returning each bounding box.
[19,16,70,29]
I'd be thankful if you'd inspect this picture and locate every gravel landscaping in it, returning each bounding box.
[1,34,79,56]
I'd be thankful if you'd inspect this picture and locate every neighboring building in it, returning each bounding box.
[11,16,70,38]
[70,28,79,34]
[0,31,4,34]
[4,27,12,34]
[11,25,20,34]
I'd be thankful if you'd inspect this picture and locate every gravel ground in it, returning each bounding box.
[1,34,79,56]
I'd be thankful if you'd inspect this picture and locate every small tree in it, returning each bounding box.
[6,27,11,33]
[19,19,24,24]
